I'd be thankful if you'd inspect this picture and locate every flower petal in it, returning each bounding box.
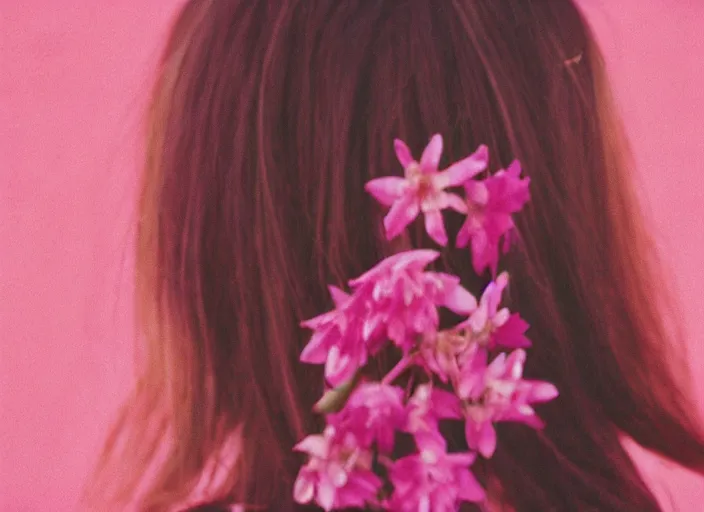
[423,209,448,246]
[436,274,477,314]
[431,388,463,418]
[457,373,482,402]
[328,286,350,307]
[328,462,348,487]
[504,349,527,379]
[294,434,328,457]
[526,381,559,403]
[383,196,420,240]
[301,309,337,329]
[486,352,508,379]
[436,144,489,187]
[465,180,489,205]
[300,332,330,364]
[394,138,415,168]
[445,192,468,214]
[365,176,406,206]
[487,272,509,313]
[487,213,514,236]
[470,229,498,275]
[293,470,316,504]
[492,313,531,348]
[317,479,335,511]
[493,307,510,326]
[456,468,486,502]
[506,159,522,177]
[447,452,477,467]
[464,421,481,453]
[362,314,382,341]
[340,472,382,508]
[455,218,472,248]
[478,422,497,457]
[348,471,383,495]
[468,303,488,333]
[502,404,544,428]
[325,346,357,386]
[414,430,448,456]
[419,134,443,172]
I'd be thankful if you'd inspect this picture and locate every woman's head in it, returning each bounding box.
[91,0,704,510]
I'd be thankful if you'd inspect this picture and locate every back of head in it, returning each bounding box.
[89,0,704,510]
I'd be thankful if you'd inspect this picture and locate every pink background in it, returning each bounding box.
[1,1,702,510]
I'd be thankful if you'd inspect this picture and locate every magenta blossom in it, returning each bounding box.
[457,348,559,457]
[404,384,462,454]
[419,273,529,382]
[366,135,489,246]
[294,427,382,511]
[329,382,406,454]
[349,250,477,352]
[301,251,477,384]
[300,286,368,387]
[456,272,531,349]
[295,136,557,511]
[457,160,530,276]
[386,448,485,511]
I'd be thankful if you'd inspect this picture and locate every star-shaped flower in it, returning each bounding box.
[366,135,488,245]
[457,348,558,457]
[293,427,382,511]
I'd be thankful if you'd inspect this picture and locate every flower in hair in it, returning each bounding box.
[386,448,485,511]
[403,383,462,454]
[294,426,382,511]
[365,135,489,246]
[300,286,367,387]
[457,348,559,457]
[457,271,531,350]
[295,135,558,511]
[348,250,477,352]
[418,272,530,383]
[300,251,477,385]
[457,160,530,276]
[328,382,407,454]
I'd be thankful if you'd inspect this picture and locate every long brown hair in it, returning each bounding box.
[88,0,704,510]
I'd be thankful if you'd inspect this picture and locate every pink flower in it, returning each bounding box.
[300,251,477,384]
[366,135,489,245]
[419,273,529,381]
[329,382,406,454]
[293,427,382,511]
[349,250,477,352]
[404,384,461,454]
[457,348,559,458]
[300,286,368,387]
[456,272,531,349]
[386,448,485,511]
[457,160,530,276]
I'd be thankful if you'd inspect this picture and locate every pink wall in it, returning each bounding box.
[1,1,702,510]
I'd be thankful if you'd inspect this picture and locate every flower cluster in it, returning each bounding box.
[294,135,558,511]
